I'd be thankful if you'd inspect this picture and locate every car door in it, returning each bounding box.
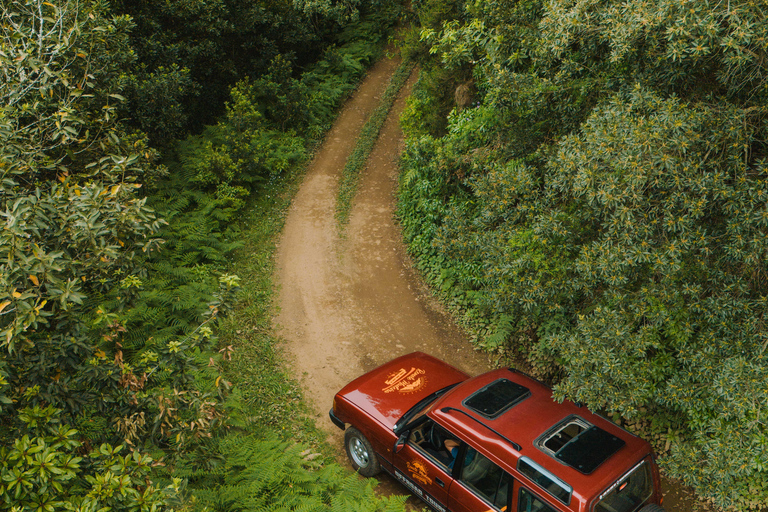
[448,445,512,512]
[392,418,458,512]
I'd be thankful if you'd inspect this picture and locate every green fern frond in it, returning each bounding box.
[188,434,407,512]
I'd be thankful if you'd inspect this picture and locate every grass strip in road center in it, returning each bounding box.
[336,60,415,230]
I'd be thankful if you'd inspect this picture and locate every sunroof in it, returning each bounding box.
[538,417,626,474]
[555,426,625,474]
[463,378,530,418]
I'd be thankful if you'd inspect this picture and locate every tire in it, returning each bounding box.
[344,427,381,477]
[639,505,665,512]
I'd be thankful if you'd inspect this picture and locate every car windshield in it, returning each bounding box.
[594,460,653,512]
[393,384,458,434]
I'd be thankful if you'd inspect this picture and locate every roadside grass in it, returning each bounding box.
[336,61,415,230]
[215,165,332,449]
[211,157,410,510]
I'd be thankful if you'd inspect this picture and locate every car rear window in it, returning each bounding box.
[594,460,653,512]
[463,378,530,418]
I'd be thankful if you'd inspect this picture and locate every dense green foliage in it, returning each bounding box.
[109,0,323,141]
[1,0,171,439]
[109,0,398,144]
[398,0,768,509]
[0,406,181,511]
[2,0,406,510]
[186,434,407,512]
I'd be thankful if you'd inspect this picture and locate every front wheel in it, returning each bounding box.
[639,505,665,512]
[345,427,381,477]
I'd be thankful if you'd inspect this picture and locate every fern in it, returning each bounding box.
[188,434,407,512]
[484,314,517,350]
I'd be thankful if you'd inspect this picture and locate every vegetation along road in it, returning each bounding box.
[5,0,764,510]
[274,51,716,512]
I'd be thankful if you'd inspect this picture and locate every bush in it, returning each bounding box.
[398,0,768,508]
[0,406,180,512]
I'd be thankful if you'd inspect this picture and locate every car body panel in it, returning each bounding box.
[332,352,470,430]
[392,443,454,512]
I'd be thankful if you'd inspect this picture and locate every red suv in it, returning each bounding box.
[330,352,665,512]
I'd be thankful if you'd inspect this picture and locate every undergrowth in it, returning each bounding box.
[167,8,412,511]
[215,153,318,443]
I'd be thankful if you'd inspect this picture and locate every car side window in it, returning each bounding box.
[519,487,557,512]
[459,447,511,511]
[408,418,461,470]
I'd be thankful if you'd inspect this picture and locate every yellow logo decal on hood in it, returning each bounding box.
[384,367,427,394]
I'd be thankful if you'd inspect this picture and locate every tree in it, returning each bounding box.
[399,0,768,507]
[538,87,768,509]
[0,0,168,439]
[109,0,341,143]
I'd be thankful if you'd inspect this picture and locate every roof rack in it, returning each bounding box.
[440,406,522,452]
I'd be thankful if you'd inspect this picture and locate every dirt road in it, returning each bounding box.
[275,54,491,437]
[274,54,713,512]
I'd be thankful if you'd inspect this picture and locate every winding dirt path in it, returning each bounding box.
[274,54,711,512]
[275,53,491,438]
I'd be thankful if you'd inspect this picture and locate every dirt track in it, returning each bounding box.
[275,53,491,436]
[274,54,712,512]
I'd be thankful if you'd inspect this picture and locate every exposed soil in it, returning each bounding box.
[274,54,714,512]
[275,54,491,437]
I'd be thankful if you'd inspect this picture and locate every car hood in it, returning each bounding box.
[335,352,470,430]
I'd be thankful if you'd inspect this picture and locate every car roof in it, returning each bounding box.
[427,368,652,510]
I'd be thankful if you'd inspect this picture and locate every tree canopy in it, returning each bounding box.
[1,0,404,509]
[398,0,768,508]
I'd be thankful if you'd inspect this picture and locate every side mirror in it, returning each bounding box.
[394,431,409,454]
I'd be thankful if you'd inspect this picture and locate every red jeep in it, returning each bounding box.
[330,352,665,512]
